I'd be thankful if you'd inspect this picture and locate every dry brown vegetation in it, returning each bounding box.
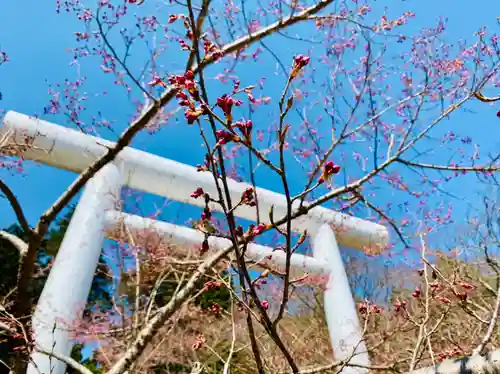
[73,209,500,374]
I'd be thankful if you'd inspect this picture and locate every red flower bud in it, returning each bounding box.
[454,291,468,301]
[148,75,166,88]
[192,334,205,350]
[190,187,204,199]
[235,225,243,237]
[216,130,238,145]
[168,74,186,86]
[233,80,240,93]
[412,287,421,298]
[393,300,406,312]
[176,91,188,100]
[201,207,212,221]
[185,79,195,90]
[184,108,203,124]
[211,303,221,316]
[252,223,267,236]
[358,302,368,314]
[318,161,341,183]
[293,54,311,68]
[325,161,341,175]
[459,282,474,290]
[217,94,242,117]
[200,238,209,255]
[430,282,440,290]
[241,187,255,206]
[232,120,253,141]
[437,297,451,304]
[291,54,311,78]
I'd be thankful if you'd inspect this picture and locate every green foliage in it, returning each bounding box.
[0,225,23,297]
[194,273,232,311]
[0,224,49,304]
[202,340,243,374]
[67,344,104,374]
[150,342,243,374]
[0,224,54,372]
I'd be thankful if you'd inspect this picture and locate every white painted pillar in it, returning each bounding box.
[312,224,370,374]
[27,163,122,374]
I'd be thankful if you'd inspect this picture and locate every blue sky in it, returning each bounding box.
[0,0,499,264]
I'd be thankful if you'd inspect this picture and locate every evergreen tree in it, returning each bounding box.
[0,206,112,373]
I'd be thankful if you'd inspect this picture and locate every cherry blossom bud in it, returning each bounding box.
[437,296,451,304]
[200,238,209,255]
[190,187,204,199]
[412,287,421,298]
[252,223,267,236]
[459,282,474,290]
[291,54,311,78]
[148,75,166,88]
[241,187,255,206]
[318,161,341,183]
[454,291,468,301]
[293,54,310,68]
[216,130,239,145]
[235,225,243,237]
[192,334,205,350]
[358,302,368,314]
[211,303,221,316]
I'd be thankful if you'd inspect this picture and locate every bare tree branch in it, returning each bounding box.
[0,321,15,334]
[474,91,500,102]
[11,4,339,369]
[34,0,336,238]
[473,281,500,356]
[0,230,27,256]
[410,349,500,374]
[35,348,94,374]
[0,179,30,234]
[286,360,398,374]
[397,159,500,173]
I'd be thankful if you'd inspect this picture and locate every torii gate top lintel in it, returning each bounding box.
[2,110,388,250]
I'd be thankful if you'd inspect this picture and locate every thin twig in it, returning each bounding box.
[473,279,500,355]
[397,159,500,173]
[0,230,28,255]
[223,290,237,374]
[0,179,30,233]
[35,348,94,374]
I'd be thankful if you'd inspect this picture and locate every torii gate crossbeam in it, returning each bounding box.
[0,111,389,374]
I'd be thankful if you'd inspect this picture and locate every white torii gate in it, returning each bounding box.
[0,111,389,374]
